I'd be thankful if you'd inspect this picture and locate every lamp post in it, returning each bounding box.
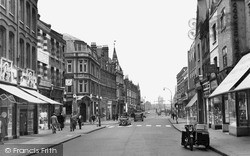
[97,95,102,127]
[163,87,172,114]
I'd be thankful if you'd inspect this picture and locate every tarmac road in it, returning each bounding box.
[62,112,221,156]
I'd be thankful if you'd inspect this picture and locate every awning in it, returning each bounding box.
[21,88,62,105]
[209,53,250,98]
[0,84,46,104]
[186,94,197,108]
[234,73,250,92]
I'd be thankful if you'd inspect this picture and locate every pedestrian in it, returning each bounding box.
[57,113,65,131]
[91,115,96,124]
[51,113,59,134]
[0,112,7,145]
[70,114,77,131]
[175,114,178,124]
[77,115,83,129]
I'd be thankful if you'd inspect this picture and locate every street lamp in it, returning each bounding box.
[97,95,102,127]
[163,87,172,114]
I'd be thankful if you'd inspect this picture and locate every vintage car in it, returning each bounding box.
[134,112,144,122]
[119,115,131,126]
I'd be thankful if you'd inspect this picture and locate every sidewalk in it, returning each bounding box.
[0,120,118,156]
[169,117,250,156]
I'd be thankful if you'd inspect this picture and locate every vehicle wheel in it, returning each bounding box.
[190,138,193,151]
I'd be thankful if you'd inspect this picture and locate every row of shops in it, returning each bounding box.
[0,57,62,140]
[186,53,250,137]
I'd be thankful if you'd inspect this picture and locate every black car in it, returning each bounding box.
[134,112,144,122]
[119,115,131,126]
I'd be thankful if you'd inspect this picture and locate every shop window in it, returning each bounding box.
[224,94,229,123]
[238,91,248,127]
[228,93,236,127]
[212,96,222,125]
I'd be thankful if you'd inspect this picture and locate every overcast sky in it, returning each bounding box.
[38,0,197,104]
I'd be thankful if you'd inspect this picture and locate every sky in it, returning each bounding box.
[38,0,197,104]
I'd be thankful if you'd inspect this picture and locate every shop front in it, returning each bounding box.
[20,87,62,130]
[209,53,250,136]
[185,93,198,124]
[0,83,47,139]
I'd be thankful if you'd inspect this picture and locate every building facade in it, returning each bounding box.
[176,67,188,118]
[63,34,100,122]
[0,0,48,139]
[124,77,141,115]
[37,19,65,130]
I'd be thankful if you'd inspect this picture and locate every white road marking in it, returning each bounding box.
[146,125,152,127]
[107,126,115,128]
[127,125,133,127]
[136,125,142,127]
[165,125,171,127]
[156,125,161,127]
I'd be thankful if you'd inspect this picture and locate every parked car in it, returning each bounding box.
[119,115,131,126]
[134,112,144,122]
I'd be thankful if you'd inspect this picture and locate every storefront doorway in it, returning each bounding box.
[20,110,27,136]
[80,103,86,122]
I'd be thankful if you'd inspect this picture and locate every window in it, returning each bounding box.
[222,46,227,68]
[32,47,36,70]
[19,0,24,22]
[67,86,72,93]
[220,8,226,30]
[91,63,94,75]
[19,39,24,68]
[9,0,15,15]
[67,60,72,73]
[83,60,87,72]
[79,60,83,72]
[84,80,87,92]
[213,57,218,67]
[228,93,236,127]
[238,91,248,127]
[0,0,6,8]
[26,2,31,28]
[212,24,217,42]
[78,44,81,51]
[0,26,6,57]
[79,80,83,93]
[8,32,14,62]
[32,8,36,32]
[26,43,30,68]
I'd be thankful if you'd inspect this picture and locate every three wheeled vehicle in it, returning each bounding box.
[181,124,210,151]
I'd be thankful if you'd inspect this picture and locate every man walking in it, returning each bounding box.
[77,115,83,129]
[51,113,59,134]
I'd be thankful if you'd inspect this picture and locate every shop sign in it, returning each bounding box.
[20,69,37,89]
[0,58,17,84]
[39,79,51,88]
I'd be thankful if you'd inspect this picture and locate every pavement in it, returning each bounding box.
[169,117,250,156]
[0,120,119,156]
